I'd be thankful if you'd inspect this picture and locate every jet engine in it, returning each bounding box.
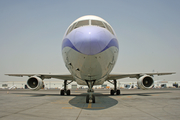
[137,75,154,90]
[27,76,44,90]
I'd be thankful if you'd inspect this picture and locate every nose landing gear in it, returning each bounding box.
[85,80,96,103]
[86,93,95,103]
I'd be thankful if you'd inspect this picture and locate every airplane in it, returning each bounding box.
[6,15,175,103]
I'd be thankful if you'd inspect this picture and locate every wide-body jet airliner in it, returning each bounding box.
[6,15,175,103]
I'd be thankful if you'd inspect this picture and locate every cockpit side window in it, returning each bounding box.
[103,22,114,35]
[91,20,105,28]
[66,20,89,35]
[66,22,77,35]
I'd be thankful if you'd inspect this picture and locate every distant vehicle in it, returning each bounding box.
[6,15,175,103]
[173,83,178,88]
[124,84,131,89]
[9,85,17,90]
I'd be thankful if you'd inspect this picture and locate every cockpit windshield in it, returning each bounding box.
[66,20,89,35]
[66,19,114,35]
[91,20,105,28]
[74,20,89,29]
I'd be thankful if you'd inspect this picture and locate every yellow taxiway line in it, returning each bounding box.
[87,102,92,108]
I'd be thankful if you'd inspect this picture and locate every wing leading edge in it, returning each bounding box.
[5,74,73,80]
[5,72,175,81]
[107,72,176,80]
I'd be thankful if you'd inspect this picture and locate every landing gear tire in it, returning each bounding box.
[92,95,95,103]
[86,95,95,103]
[67,90,70,95]
[86,95,89,103]
[111,89,114,95]
[117,89,120,95]
[60,90,64,95]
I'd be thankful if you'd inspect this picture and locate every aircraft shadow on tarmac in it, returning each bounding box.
[68,93,118,110]
[11,91,170,110]
[11,91,170,98]
[68,92,170,110]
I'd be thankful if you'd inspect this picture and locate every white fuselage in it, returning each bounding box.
[62,15,119,85]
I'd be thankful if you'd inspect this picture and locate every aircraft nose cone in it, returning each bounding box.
[62,26,118,55]
[72,26,113,55]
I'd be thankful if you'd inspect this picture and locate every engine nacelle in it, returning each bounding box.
[27,76,44,90]
[137,75,154,90]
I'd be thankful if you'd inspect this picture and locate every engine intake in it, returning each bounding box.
[137,75,154,90]
[27,76,44,90]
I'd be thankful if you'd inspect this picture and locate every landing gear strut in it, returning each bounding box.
[108,80,121,95]
[85,80,96,103]
[60,80,73,95]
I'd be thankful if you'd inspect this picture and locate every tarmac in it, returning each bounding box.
[0,88,180,120]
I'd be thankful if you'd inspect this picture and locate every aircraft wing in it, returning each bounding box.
[5,74,73,80]
[5,72,175,81]
[107,72,176,80]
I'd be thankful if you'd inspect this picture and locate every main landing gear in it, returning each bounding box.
[108,80,121,95]
[60,80,73,96]
[86,80,96,103]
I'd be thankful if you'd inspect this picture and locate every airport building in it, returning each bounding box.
[0,80,179,89]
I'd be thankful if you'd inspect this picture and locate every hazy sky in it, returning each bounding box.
[0,0,179,82]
